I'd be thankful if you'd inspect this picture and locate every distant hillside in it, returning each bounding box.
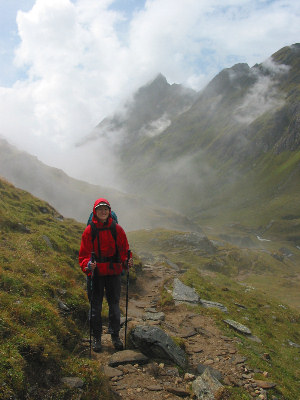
[0,138,199,232]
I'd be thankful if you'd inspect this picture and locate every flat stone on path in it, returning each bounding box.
[103,365,123,378]
[178,327,197,338]
[143,311,165,321]
[108,350,149,367]
[173,278,200,304]
[223,319,252,335]
[254,380,277,389]
[61,377,84,388]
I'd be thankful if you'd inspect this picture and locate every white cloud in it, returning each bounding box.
[0,0,299,182]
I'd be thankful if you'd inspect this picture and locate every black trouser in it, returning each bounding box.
[87,273,121,338]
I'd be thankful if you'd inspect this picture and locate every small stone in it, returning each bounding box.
[263,353,271,360]
[203,359,214,365]
[184,373,195,381]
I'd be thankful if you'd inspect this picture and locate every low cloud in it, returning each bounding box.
[234,60,289,124]
[0,0,299,187]
[139,114,171,138]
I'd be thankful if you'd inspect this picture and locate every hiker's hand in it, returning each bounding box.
[128,257,133,268]
[87,261,97,271]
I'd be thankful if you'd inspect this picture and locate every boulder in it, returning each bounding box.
[173,278,200,304]
[130,325,187,368]
[192,368,223,399]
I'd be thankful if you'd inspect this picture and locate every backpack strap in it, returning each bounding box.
[89,220,120,266]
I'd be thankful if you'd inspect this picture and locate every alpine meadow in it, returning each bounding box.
[1,43,300,400]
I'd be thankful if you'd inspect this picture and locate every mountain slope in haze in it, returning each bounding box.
[87,44,300,242]
[0,138,199,232]
[80,73,198,145]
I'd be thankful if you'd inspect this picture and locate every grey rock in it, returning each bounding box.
[200,299,228,313]
[61,377,84,388]
[287,339,300,348]
[109,350,148,367]
[42,235,53,249]
[223,319,252,335]
[192,368,223,399]
[196,364,223,381]
[120,316,132,326]
[165,259,180,270]
[58,300,70,312]
[173,278,200,304]
[248,335,262,343]
[17,223,31,233]
[130,325,187,369]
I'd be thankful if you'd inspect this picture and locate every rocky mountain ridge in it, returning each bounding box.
[105,44,300,233]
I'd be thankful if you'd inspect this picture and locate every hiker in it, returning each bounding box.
[79,198,133,352]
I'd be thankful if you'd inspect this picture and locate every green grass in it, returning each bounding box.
[0,178,115,399]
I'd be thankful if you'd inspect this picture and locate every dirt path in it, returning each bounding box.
[90,263,268,400]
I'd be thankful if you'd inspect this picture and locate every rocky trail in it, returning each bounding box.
[83,262,277,400]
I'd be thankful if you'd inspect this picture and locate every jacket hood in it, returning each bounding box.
[93,198,111,220]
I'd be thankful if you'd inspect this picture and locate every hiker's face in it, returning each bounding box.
[96,206,110,222]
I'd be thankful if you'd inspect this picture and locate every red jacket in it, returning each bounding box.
[79,198,131,276]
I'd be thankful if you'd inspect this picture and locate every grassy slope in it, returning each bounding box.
[128,228,300,400]
[0,178,115,400]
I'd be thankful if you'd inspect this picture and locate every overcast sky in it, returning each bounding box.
[0,0,299,184]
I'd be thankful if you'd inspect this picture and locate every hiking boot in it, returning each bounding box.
[111,334,123,351]
[92,337,102,353]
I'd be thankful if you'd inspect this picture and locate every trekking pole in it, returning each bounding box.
[89,251,96,358]
[124,250,131,349]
